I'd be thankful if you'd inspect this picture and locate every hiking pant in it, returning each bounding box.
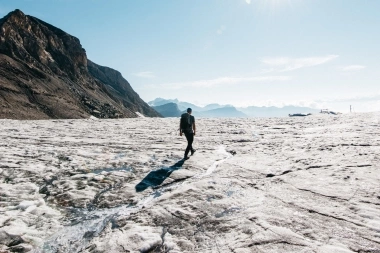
[184,131,194,158]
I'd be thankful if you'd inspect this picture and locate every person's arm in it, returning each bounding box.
[179,120,182,136]
[193,122,196,136]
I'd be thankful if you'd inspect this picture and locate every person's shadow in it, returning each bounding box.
[135,159,185,192]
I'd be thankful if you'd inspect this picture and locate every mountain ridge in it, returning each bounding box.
[152,102,182,117]
[0,9,161,119]
[149,98,319,117]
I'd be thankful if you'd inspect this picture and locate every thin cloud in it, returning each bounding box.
[260,68,276,74]
[154,76,291,89]
[246,0,251,4]
[317,94,380,103]
[340,65,366,72]
[261,55,339,72]
[217,25,226,35]
[233,99,320,108]
[133,71,156,78]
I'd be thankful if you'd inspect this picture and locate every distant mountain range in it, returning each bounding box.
[149,98,319,118]
[149,98,203,112]
[152,103,182,117]
[149,98,241,117]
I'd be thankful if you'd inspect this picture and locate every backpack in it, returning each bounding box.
[180,113,192,130]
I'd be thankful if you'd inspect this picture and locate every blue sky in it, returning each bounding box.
[1,0,380,112]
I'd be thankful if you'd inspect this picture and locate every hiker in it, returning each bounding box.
[180,108,196,160]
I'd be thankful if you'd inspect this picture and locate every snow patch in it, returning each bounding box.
[135,112,145,117]
[203,146,232,176]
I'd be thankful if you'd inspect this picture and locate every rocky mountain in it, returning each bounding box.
[152,102,182,117]
[0,9,160,119]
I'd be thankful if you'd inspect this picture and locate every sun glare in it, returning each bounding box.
[251,0,298,13]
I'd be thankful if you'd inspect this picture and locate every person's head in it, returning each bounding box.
[187,108,192,114]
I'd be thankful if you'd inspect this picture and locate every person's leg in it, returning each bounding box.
[184,132,194,158]
[190,133,195,155]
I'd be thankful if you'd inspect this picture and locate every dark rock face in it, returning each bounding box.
[87,61,158,118]
[0,9,161,119]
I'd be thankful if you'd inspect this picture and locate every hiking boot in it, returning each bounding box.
[191,149,196,156]
[184,156,190,160]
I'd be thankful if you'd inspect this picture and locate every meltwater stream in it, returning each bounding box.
[34,146,232,253]
[36,191,159,253]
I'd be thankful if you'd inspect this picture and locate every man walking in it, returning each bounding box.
[180,108,196,160]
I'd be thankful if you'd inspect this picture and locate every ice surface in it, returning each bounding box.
[0,114,379,252]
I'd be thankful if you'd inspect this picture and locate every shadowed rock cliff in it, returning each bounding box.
[0,9,161,119]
